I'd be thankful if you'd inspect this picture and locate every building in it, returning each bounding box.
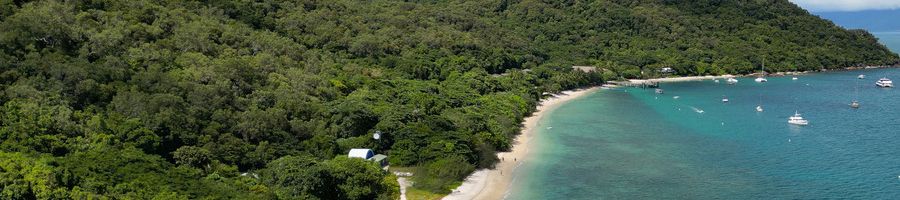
[659,67,676,73]
[572,66,598,73]
[372,154,388,168]
[348,149,389,168]
[348,148,374,159]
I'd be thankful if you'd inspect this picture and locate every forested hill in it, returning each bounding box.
[0,0,896,199]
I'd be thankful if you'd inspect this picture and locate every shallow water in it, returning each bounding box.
[509,69,900,199]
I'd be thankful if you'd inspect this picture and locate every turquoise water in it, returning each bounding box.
[874,32,900,53]
[509,68,900,199]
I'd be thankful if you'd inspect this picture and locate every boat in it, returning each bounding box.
[754,63,767,82]
[787,111,809,126]
[722,95,729,103]
[792,76,798,80]
[726,78,738,85]
[851,79,860,109]
[714,79,720,83]
[655,88,664,94]
[755,94,764,112]
[876,78,893,87]
[858,74,865,79]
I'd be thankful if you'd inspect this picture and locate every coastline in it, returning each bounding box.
[443,86,600,200]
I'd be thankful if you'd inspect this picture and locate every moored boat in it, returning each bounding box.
[727,78,738,85]
[788,111,809,125]
[876,78,893,87]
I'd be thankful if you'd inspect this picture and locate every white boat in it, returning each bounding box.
[726,78,738,85]
[792,76,798,80]
[850,100,860,109]
[858,74,865,79]
[722,96,729,103]
[788,111,809,126]
[756,105,763,112]
[755,59,768,82]
[714,79,720,83]
[875,78,893,87]
[655,88,664,94]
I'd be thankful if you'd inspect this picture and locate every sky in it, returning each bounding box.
[789,0,900,12]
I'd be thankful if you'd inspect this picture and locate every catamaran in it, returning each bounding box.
[788,111,809,126]
[876,78,893,87]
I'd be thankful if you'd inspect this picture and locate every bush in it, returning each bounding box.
[413,156,475,193]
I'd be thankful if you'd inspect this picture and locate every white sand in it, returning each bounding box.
[443,87,600,200]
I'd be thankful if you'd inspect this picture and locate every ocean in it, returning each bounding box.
[509,68,900,199]
[875,32,900,53]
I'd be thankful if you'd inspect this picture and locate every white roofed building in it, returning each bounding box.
[348,148,374,159]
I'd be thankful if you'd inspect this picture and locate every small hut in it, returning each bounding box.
[348,149,374,159]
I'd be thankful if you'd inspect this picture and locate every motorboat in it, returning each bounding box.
[787,111,808,126]
[714,79,720,83]
[792,76,798,80]
[876,78,893,87]
[722,96,729,103]
[655,88,664,94]
[850,100,860,109]
[756,105,763,112]
[755,77,767,82]
[726,78,738,85]
[858,74,865,79]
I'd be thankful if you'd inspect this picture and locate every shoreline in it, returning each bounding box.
[443,86,600,200]
[621,65,900,85]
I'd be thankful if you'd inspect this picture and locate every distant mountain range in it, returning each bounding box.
[815,9,900,32]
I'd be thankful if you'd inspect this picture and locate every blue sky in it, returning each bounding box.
[790,0,900,12]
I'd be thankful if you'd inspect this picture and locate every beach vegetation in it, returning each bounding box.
[0,0,895,199]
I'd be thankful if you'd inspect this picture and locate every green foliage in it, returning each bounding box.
[0,0,895,199]
[413,156,476,193]
[261,156,396,200]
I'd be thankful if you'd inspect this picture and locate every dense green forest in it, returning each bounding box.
[0,0,896,199]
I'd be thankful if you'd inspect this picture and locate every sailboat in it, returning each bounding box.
[755,59,768,82]
[755,95,763,112]
[851,78,860,109]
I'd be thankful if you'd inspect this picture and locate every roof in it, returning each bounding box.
[372,154,388,162]
[348,149,374,159]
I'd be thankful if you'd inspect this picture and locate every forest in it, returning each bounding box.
[0,0,896,199]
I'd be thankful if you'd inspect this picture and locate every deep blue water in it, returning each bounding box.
[509,69,900,199]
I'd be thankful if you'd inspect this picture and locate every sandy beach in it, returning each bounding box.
[443,87,600,200]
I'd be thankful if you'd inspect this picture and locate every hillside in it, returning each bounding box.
[0,0,896,199]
